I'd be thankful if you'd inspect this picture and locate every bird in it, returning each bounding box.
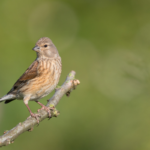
[0,37,62,123]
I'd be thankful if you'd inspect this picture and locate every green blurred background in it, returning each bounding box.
[1,0,150,149]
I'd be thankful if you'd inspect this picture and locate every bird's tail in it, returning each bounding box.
[0,94,16,103]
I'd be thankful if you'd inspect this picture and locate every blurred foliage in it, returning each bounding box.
[1,0,150,150]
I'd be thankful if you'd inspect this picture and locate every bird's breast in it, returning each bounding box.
[24,57,61,100]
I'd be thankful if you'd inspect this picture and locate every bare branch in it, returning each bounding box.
[0,71,80,147]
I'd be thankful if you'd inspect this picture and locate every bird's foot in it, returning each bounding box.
[37,105,54,118]
[28,112,41,124]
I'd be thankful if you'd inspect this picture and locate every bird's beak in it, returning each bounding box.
[32,46,40,52]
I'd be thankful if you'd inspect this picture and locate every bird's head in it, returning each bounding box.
[32,37,59,59]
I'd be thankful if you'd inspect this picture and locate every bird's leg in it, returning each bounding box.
[36,101,54,118]
[24,96,40,124]
[25,104,41,124]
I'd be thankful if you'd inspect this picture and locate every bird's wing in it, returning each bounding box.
[7,60,39,94]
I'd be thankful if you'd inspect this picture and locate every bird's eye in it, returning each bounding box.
[44,45,48,47]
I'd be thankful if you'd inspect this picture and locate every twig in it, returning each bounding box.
[0,71,80,147]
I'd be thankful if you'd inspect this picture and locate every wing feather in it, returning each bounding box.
[8,60,39,94]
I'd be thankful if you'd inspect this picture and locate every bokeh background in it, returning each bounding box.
[1,0,150,149]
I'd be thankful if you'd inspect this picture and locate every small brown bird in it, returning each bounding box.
[0,37,62,123]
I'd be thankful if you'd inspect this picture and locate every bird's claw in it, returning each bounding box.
[28,112,41,124]
[37,105,54,118]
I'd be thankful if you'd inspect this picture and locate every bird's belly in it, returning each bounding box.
[18,74,59,101]
[31,83,57,100]
[29,77,58,100]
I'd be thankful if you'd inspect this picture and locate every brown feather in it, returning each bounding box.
[19,60,38,81]
[7,60,39,94]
